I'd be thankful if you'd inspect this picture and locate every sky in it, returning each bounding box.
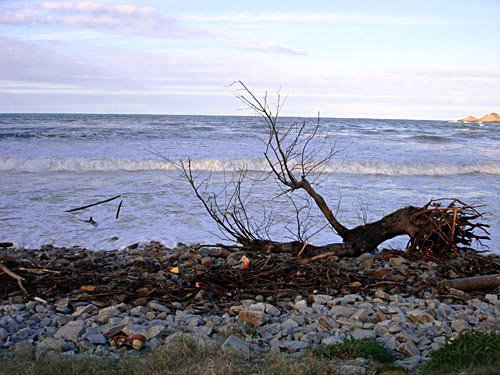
[0,0,499,119]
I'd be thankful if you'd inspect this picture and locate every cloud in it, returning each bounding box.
[239,43,307,56]
[181,12,451,26]
[0,1,201,38]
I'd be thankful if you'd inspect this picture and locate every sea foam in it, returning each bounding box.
[1,157,498,176]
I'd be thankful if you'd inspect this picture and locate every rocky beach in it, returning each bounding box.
[1,242,499,373]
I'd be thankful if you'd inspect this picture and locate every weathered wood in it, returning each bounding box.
[0,261,27,294]
[443,274,500,291]
[66,195,121,213]
[116,200,123,219]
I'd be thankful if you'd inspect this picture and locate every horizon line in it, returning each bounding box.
[0,111,453,122]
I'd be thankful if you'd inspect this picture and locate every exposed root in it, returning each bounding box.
[406,198,490,259]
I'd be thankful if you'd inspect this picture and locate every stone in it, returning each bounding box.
[311,294,331,304]
[147,324,167,339]
[407,309,434,324]
[221,335,250,356]
[351,308,368,322]
[148,301,170,313]
[54,320,84,341]
[388,324,402,333]
[350,329,376,340]
[280,318,299,330]
[278,340,309,352]
[389,256,407,267]
[451,319,471,333]
[379,334,397,351]
[72,304,98,317]
[37,338,72,352]
[398,341,420,357]
[87,333,107,345]
[357,253,373,268]
[56,314,73,327]
[321,336,344,345]
[372,311,386,324]
[54,298,71,313]
[0,327,8,341]
[238,310,267,326]
[102,323,126,337]
[294,300,308,312]
[395,330,420,343]
[336,318,363,329]
[374,289,391,301]
[130,306,148,316]
[396,356,425,372]
[318,316,336,331]
[264,304,281,317]
[485,294,498,304]
[328,305,356,318]
[147,337,161,351]
[122,324,148,336]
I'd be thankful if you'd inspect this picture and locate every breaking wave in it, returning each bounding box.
[1,157,499,176]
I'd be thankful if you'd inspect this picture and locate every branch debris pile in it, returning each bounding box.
[1,244,498,310]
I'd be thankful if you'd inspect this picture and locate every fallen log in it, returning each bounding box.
[443,273,500,291]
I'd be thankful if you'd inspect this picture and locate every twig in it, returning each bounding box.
[66,195,121,213]
[18,267,61,275]
[296,242,309,258]
[0,261,28,294]
[116,200,123,219]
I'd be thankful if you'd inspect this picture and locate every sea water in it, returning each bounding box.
[0,113,498,252]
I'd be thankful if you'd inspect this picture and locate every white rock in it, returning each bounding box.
[328,305,357,318]
[350,329,376,340]
[321,335,344,345]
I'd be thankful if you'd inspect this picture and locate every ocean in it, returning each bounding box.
[0,113,498,252]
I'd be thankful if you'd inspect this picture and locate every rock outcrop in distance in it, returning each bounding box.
[457,112,500,124]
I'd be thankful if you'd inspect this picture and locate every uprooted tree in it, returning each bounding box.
[174,81,490,259]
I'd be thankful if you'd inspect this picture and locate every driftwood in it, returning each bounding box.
[66,195,121,213]
[443,274,500,291]
[0,261,27,295]
[116,200,123,219]
[176,82,490,259]
[2,246,497,306]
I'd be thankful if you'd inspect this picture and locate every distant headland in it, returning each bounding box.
[457,112,500,124]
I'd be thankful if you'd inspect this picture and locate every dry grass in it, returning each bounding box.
[0,336,351,375]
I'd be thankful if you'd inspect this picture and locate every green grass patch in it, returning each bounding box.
[313,337,395,364]
[419,331,500,374]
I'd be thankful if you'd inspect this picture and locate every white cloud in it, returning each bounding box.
[181,12,451,26]
[239,43,307,56]
[0,1,201,38]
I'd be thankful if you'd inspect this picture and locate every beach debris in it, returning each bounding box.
[0,260,27,295]
[174,82,490,260]
[110,334,146,350]
[115,200,123,219]
[1,243,498,307]
[239,255,251,270]
[66,195,122,213]
[87,216,97,226]
[443,273,500,292]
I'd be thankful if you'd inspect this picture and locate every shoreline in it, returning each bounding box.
[1,242,499,373]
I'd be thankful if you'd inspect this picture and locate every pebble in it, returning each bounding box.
[1,245,499,375]
[221,335,250,356]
